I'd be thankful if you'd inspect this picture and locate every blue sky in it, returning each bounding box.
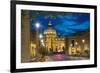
[29,10,90,36]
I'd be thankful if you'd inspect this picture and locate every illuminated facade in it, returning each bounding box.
[30,42,36,57]
[43,22,65,53]
[68,30,90,56]
[30,22,90,56]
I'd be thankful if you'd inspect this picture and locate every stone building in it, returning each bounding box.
[43,22,65,53]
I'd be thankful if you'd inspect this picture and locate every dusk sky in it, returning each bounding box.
[29,10,90,36]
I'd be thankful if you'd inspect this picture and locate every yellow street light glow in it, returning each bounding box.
[41,39,44,43]
[70,44,72,47]
[82,39,85,43]
[75,42,78,45]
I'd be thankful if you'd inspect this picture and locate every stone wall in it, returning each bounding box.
[21,10,31,63]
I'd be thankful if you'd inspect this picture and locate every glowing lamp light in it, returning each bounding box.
[70,44,72,47]
[41,39,44,43]
[82,39,85,43]
[35,22,40,28]
[41,39,44,46]
[39,34,43,39]
[75,42,78,45]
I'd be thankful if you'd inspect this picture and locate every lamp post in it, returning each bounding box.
[39,34,43,39]
[39,34,44,46]
[82,39,85,56]
[35,22,40,56]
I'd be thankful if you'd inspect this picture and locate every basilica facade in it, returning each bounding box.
[43,22,65,53]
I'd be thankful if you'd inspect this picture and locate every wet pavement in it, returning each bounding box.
[46,53,88,61]
[29,53,89,62]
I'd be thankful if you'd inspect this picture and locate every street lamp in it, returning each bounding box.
[39,34,44,46]
[36,22,40,29]
[39,34,43,39]
[70,44,72,47]
[75,42,78,45]
[41,39,45,46]
[35,22,40,56]
[82,39,85,43]
[82,39,85,55]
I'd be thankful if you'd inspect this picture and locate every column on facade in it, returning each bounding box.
[21,10,31,63]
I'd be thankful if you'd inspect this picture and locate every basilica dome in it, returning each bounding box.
[44,21,56,35]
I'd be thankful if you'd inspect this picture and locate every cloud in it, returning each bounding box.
[29,11,90,36]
